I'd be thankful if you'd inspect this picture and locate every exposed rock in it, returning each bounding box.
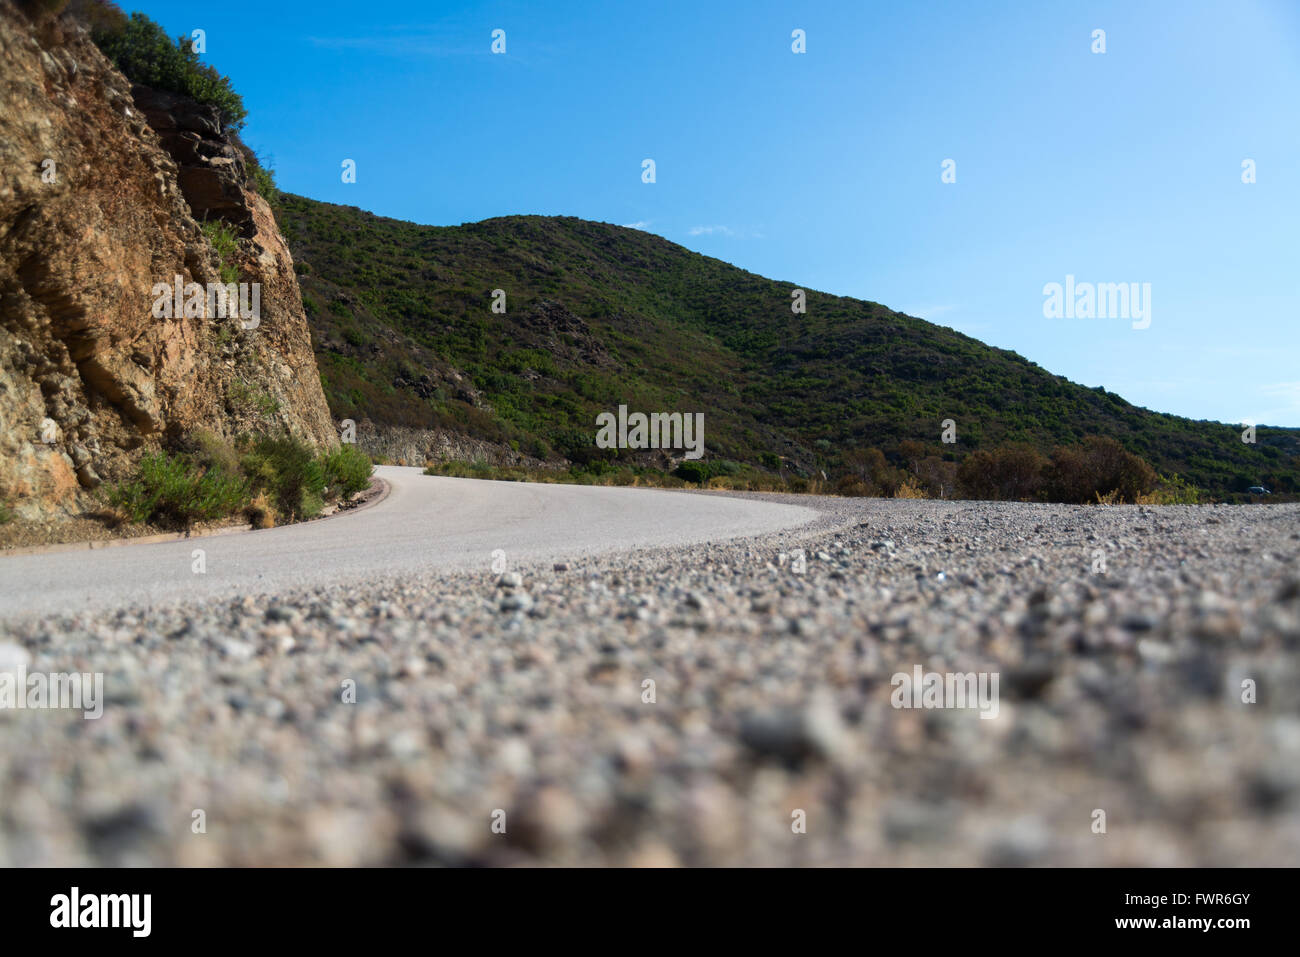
[0,2,336,523]
[130,85,253,233]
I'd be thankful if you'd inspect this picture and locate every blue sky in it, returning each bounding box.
[136,0,1300,425]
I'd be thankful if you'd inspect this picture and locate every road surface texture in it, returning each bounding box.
[0,467,819,618]
[0,469,1297,865]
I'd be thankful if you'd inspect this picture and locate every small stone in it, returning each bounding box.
[221,640,256,661]
[0,642,32,672]
[500,592,533,613]
[1137,639,1176,664]
[398,657,426,678]
[739,692,846,766]
[1122,613,1157,633]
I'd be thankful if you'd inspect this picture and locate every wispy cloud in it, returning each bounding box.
[622,221,650,230]
[686,225,765,239]
[904,304,959,319]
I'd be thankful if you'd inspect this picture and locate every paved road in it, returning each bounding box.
[0,466,817,620]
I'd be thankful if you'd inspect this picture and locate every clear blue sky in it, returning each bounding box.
[135,0,1300,426]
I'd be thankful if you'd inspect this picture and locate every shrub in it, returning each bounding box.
[246,491,276,529]
[240,437,326,520]
[18,0,70,16]
[833,474,872,497]
[1044,437,1156,504]
[894,478,927,499]
[184,429,241,477]
[83,4,248,129]
[957,445,1045,501]
[229,379,280,417]
[673,460,710,484]
[202,220,240,284]
[839,446,905,496]
[912,455,958,498]
[321,445,374,497]
[1137,473,1205,505]
[108,451,248,527]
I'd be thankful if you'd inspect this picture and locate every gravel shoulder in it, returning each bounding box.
[0,486,1297,866]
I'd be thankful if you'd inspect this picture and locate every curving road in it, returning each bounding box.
[0,466,818,620]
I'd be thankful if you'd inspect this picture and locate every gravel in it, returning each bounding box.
[1,493,1298,866]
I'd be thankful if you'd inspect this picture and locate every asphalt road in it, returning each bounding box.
[0,466,818,620]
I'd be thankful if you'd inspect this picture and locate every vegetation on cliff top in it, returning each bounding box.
[70,0,247,128]
[72,2,279,200]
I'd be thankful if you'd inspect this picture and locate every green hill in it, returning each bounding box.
[276,194,1298,499]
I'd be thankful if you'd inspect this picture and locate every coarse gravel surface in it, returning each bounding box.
[1,475,1298,866]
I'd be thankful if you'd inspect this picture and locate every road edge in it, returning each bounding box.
[0,475,392,560]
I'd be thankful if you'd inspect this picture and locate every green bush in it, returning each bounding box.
[86,5,248,129]
[322,445,373,497]
[1143,473,1205,505]
[201,220,239,284]
[105,432,371,529]
[189,429,242,478]
[108,451,248,527]
[673,460,710,484]
[241,437,326,520]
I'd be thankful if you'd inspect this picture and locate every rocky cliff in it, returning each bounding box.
[0,0,336,523]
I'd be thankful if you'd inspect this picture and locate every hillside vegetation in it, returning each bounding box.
[277,195,1298,501]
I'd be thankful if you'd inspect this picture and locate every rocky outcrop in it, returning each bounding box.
[130,84,256,234]
[0,1,336,522]
[513,300,614,370]
[352,421,563,469]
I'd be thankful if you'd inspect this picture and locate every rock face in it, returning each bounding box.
[0,1,336,521]
[130,84,256,234]
[352,421,564,469]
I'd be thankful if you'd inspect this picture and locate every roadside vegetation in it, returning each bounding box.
[425,435,1269,504]
[108,432,373,530]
